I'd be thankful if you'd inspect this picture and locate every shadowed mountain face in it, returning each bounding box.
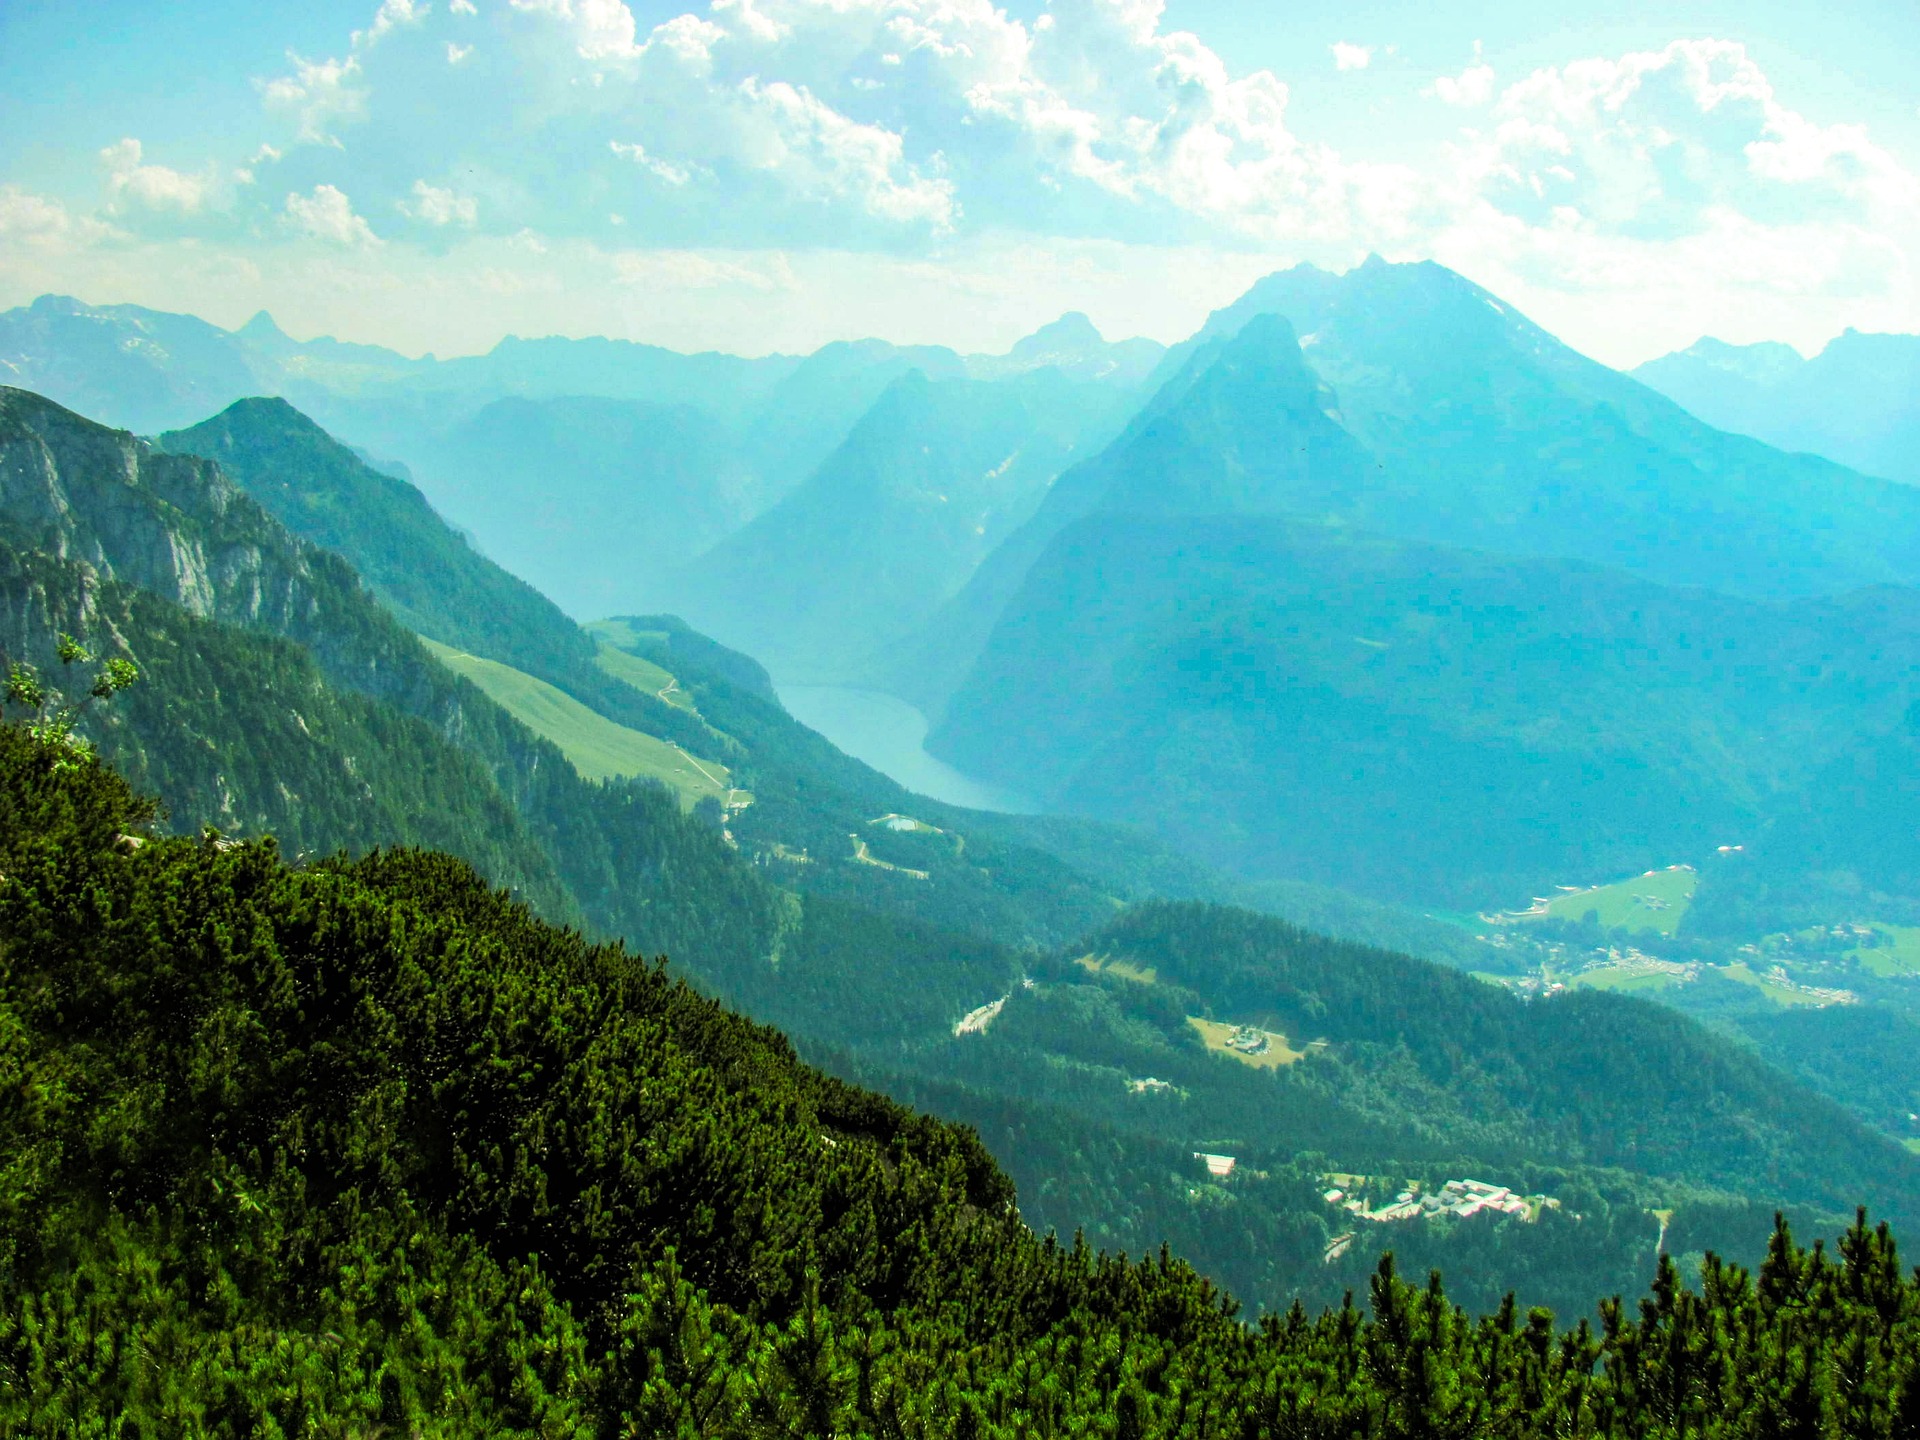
[1635,329,1920,486]
[885,263,1920,721]
[906,260,1920,905]
[652,367,1140,680]
[1146,257,1920,598]
[931,510,1920,906]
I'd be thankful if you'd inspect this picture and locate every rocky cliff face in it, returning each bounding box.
[0,386,442,714]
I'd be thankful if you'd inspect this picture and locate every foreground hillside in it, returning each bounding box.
[7,726,1920,1434]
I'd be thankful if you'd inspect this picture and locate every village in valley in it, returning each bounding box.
[1316,1176,1561,1263]
[1467,862,1915,1012]
[1180,1147,1561,1265]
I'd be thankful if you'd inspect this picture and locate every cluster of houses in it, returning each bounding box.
[1324,1177,1547,1225]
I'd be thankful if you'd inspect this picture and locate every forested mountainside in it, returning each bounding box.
[930,508,1920,905]
[156,397,595,676]
[0,385,785,977]
[14,382,1917,1325]
[1636,330,1920,485]
[152,396,713,748]
[9,724,1920,1434]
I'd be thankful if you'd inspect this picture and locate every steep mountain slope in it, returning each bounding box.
[887,269,1920,719]
[0,294,1166,624]
[154,396,726,761]
[876,313,1379,709]
[932,508,1920,905]
[0,540,577,919]
[656,367,1136,679]
[1636,329,1920,485]
[967,311,1166,383]
[0,385,785,978]
[157,397,593,671]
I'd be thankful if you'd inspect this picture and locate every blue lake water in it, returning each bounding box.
[776,685,1039,815]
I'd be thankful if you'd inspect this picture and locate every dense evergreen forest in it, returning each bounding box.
[7,723,1920,1434]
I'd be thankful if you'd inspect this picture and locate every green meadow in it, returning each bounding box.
[420,638,733,806]
[1539,866,1698,936]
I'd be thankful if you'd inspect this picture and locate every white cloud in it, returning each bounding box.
[11,5,1915,370]
[450,0,477,12]
[354,0,431,49]
[734,79,956,228]
[1430,42,1495,108]
[610,140,693,186]
[285,184,381,245]
[0,186,118,250]
[399,178,478,224]
[99,138,221,214]
[508,0,644,62]
[1426,37,1920,363]
[261,54,367,145]
[1331,42,1372,72]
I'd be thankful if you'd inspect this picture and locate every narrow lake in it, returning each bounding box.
[776,685,1039,814]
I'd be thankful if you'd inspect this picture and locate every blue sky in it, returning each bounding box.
[2,0,1914,363]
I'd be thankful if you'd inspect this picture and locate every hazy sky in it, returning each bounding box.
[2,0,1914,364]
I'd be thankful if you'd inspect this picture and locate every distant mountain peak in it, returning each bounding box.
[238,310,291,344]
[1011,312,1105,357]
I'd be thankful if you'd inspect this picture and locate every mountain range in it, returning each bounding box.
[1636,329,1920,485]
[7,377,1918,1331]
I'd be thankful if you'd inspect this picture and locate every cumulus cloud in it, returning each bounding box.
[1431,43,1495,108]
[610,140,694,186]
[735,79,956,228]
[99,138,224,214]
[399,179,478,224]
[285,184,381,245]
[1422,37,1920,360]
[508,0,645,62]
[355,0,431,48]
[262,54,367,145]
[1457,39,1917,234]
[0,186,118,249]
[12,1,1917,366]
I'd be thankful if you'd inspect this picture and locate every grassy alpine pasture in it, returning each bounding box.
[1074,953,1160,985]
[1187,1016,1322,1070]
[1539,865,1698,935]
[591,636,702,714]
[421,637,734,805]
[1721,961,1834,1008]
[1574,966,1687,995]
[1852,924,1920,978]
